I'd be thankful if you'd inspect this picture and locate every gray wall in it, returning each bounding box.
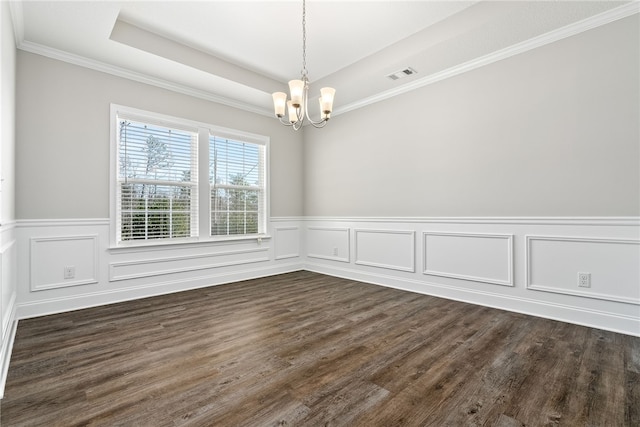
[303,15,639,217]
[15,14,640,220]
[1,0,18,397]
[16,52,304,219]
[1,1,16,223]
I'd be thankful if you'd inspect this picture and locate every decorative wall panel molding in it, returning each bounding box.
[13,217,640,336]
[526,235,640,305]
[306,227,350,262]
[0,312,16,399]
[30,235,98,291]
[0,239,16,339]
[0,222,18,398]
[16,219,304,320]
[423,232,513,286]
[109,247,270,282]
[274,226,300,260]
[354,229,415,272]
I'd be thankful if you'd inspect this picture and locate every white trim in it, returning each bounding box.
[7,1,23,47]
[422,232,514,287]
[110,104,270,249]
[334,2,640,116]
[301,216,640,226]
[305,261,640,337]
[107,235,271,254]
[0,238,16,258]
[270,216,304,223]
[525,235,640,305]
[111,104,269,146]
[109,247,269,281]
[16,39,272,117]
[0,221,17,230]
[0,239,16,337]
[306,226,350,263]
[11,217,640,337]
[274,226,300,260]
[0,309,17,399]
[10,3,637,119]
[29,235,99,291]
[17,263,303,321]
[354,229,415,273]
[17,218,110,228]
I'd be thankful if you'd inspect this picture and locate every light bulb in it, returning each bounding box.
[272,92,287,117]
[288,80,304,108]
[320,87,335,114]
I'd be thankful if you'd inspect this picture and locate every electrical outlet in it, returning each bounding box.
[333,247,338,256]
[64,266,75,279]
[578,272,591,288]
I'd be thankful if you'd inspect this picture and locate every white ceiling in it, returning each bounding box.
[10,1,636,117]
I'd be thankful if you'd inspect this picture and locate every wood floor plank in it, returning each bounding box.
[1,271,638,426]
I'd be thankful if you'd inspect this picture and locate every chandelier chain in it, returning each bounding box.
[271,0,334,129]
[301,0,308,79]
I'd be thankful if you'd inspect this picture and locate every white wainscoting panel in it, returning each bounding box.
[303,218,640,335]
[17,218,304,321]
[423,232,513,286]
[12,217,640,338]
[274,226,300,260]
[109,247,270,281]
[1,239,16,339]
[355,229,415,272]
[307,227,350,262]
[526,235,640,304]
[30,235,99,291]
[1,224,18,399]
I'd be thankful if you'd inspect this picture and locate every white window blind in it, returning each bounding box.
[210,136,265,237]
[117,117,198,242]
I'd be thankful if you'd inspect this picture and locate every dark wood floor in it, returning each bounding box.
[1,271,638,426]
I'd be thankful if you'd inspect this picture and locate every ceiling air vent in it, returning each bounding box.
[386,67,417,81]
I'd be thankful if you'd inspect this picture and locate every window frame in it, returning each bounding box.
[110,104,270,248]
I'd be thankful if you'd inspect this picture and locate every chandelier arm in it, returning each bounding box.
[302,82,328,126]
[309,117,328,128]
[295,105,304,124]
[278,116,294,127]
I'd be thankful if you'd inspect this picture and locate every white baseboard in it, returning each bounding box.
[305,261,640,337]
[17,262,303,320]
[301,216,640,337]
[0,303,18,399]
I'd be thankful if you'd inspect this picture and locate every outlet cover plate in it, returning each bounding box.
[578,272,591,288]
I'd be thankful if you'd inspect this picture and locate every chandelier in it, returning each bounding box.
[272,0,335,130]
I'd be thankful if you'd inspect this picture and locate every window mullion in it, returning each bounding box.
[198,127,210,239]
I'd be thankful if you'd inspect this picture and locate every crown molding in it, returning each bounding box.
[9,1,639,119]
[8,0,24,44]
[17,40,274,118]
[334,2,640,116]
[8,0,274,117]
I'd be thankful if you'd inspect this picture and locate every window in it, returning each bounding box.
[111,105,268,246]
[210,137,265,237]
[117,119,198,242]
